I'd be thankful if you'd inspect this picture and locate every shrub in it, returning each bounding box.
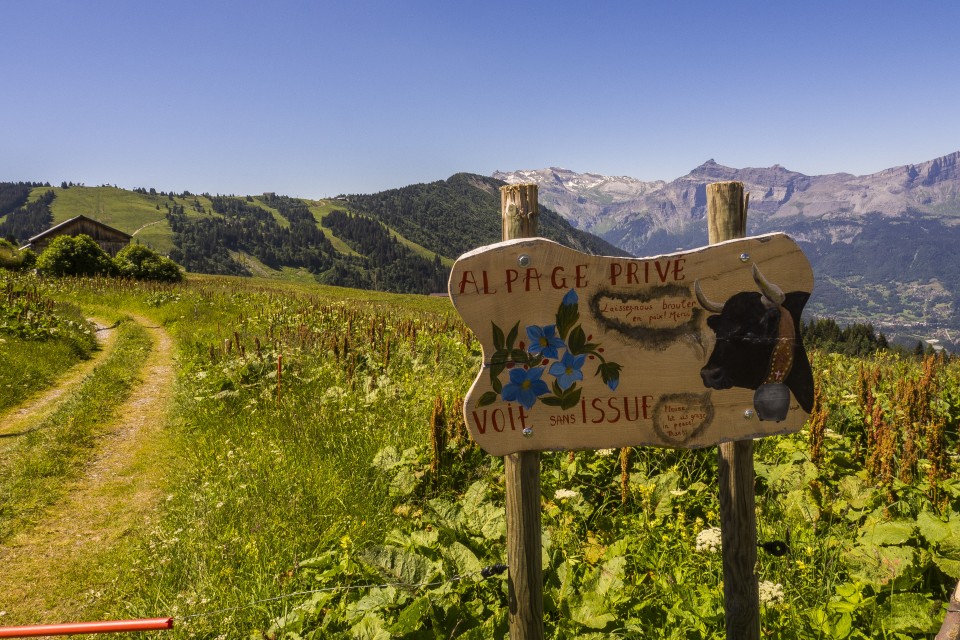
[35,234,117,277]
[113,243,184,282]
[0,239,35,270]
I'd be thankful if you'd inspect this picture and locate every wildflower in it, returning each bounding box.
[548,351,586,390]
[502,367,549,409]
[759,581,784,604]
[695,527,722,553]
[596,448,615,457]
[554,488,579,500]
[526,325,565,359]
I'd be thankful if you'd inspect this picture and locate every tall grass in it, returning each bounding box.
[7,270,960,638]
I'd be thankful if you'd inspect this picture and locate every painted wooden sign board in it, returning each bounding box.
[448,233,814,456]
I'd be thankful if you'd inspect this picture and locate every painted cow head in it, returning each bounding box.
[695,265,813,414]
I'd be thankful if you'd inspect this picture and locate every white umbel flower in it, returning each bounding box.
[695,527,722,553]
[759,580,785,604]
[554,488,579,500]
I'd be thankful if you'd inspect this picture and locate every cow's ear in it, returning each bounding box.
[707,315,720,330]
[760,306,781,334]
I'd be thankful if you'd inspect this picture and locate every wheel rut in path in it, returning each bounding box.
[0,319,118,441]
[0,316,176,624]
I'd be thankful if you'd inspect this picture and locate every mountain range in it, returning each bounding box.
[496,151,960,350]
[3,152,958,350]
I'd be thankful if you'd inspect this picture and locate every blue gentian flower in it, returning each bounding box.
[526,325,564,359]
[562,289,578,307]
[501,367,549,409]
[549,351,586,390]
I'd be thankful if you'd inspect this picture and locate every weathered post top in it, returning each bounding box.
[501,184,539,241]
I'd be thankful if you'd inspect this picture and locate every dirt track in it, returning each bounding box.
[0,316,175,624]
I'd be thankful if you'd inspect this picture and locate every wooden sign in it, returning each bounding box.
[449,233,814,456]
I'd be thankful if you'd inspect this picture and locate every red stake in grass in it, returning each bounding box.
[0,617,173,638]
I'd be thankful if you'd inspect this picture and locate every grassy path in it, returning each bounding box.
[0,316,176,626]
[0,320,118,444]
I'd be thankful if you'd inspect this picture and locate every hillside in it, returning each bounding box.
[341,173,625,259]
[497,152,960,349]
[0,174,623,296]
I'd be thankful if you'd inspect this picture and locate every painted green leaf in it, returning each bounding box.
[505,320,519,350]
[560,387,582,411]
[492,322,505,351]
[477,391,498,407]
[568,325,587,354]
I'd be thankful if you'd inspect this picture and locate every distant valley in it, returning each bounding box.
[496,151,960,351]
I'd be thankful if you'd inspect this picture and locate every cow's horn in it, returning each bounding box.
[694,280,724,313]
[752,264,786,306]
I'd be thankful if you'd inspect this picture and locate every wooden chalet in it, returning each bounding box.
[20,215,132,256]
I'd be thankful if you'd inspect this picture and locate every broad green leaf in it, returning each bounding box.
[350,612,392,640]
[916,510,951,544]
[860,520,915,546]
[837,474,876,510]
[596,556,626,596]
[844,543,914,587]
[569,592,615,630]
[441,541,481,575]
[877,592,939,634]
[389,596,432,635]
[934,535,960,577]
[360,545,439,585]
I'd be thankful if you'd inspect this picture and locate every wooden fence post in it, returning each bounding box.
[707,181,760,639]
[501,184,544,640]
[936,579,960,639]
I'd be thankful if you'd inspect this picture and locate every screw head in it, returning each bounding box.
[522,427,534,438]
[739,253,751,263]
[518,254,531,267]
[744,409,755,419]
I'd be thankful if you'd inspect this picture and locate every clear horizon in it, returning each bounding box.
[3,1,958,198]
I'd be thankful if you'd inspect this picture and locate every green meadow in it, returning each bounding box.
[1,270,959,638]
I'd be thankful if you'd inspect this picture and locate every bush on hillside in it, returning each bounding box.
[35,235,117,277]
[114,243,183,282]
[0,239,35,270]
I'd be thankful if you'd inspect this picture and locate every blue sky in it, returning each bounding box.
[2,1,957,198]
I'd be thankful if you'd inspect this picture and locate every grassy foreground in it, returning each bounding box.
[1,270,959,638]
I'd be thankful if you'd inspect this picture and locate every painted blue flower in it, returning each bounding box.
[549,351,586,390]
[501,367,549,409]
[562,289,578,307]
[526,324,565,359]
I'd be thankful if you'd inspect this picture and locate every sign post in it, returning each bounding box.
[708,181,759,640]
[500,184,544,640]
[449,181,813,635]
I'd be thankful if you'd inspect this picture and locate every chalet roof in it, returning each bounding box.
[25,215,133,245]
